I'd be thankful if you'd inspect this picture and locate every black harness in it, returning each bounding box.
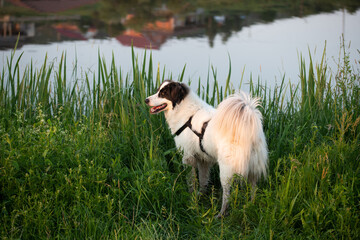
[173,116,210,154]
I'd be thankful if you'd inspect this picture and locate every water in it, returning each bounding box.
[1,1,360,91]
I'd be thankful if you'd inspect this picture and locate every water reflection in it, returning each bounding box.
[1,1,360,91]
[1,0,359,50]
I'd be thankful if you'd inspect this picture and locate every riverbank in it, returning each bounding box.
[0,44,359,239]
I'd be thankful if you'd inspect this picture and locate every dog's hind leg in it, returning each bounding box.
[216,162,235,218]
[197,160,212,194]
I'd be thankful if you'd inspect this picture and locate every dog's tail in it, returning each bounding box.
[211,92,268,181]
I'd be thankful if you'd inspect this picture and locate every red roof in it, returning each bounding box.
[116,30,159,50]
[53,24,86,40]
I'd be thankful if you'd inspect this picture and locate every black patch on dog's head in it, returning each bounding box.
[158,80,189,108]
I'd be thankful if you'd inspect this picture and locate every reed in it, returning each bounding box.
[0,41,359,239]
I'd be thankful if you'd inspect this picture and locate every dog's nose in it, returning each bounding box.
[145,98,149,104]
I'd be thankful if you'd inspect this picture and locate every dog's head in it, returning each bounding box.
[145,80,189,114]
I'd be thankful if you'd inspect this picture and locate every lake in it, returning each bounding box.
[1,0,360,91]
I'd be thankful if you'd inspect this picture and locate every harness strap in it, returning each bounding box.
[174,116,193,136]
[173,116,210,155]
[199,121,209,153]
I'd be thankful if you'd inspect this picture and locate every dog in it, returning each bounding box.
[145,80,268,217]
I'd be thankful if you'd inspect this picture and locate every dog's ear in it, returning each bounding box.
[170,82,189,108]
[171,83,187,100]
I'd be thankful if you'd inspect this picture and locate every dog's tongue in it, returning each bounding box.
[150,103,167,114]
[150,106,158,114]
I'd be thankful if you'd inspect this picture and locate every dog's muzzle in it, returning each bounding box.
[145,98,168,114]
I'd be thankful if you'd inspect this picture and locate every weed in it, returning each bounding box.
[0,41,359,239]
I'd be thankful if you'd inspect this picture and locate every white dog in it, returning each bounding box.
[145,80,268,217]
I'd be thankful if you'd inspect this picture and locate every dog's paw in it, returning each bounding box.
[215,210,229,219]
[199,186,208,195]
[215,213,225,219]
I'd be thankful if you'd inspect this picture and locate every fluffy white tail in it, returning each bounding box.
[211,92,268,182]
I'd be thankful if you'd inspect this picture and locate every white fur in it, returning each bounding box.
[146,82,268,217]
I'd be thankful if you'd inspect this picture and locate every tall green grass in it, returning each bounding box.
[0,41,359,239]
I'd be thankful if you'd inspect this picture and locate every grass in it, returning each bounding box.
[0,40,359,239]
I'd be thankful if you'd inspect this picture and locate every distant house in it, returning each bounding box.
[117,15,177,50]
[116,29,160,50]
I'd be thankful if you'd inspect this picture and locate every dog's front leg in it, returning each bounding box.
[197,160,212,194]
[189,166,197,193]
[183,156,197,193]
